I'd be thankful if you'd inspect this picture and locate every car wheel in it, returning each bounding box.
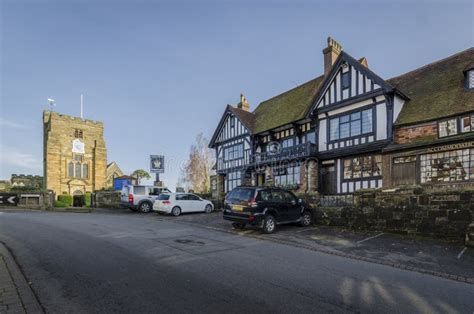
[139,202,152,213]
[171,206,181,217]
[262,215,276,234]
[232,222,245,230]
[300,211,312,227]
[204,204,213,213]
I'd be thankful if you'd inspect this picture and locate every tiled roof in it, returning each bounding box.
[252,75,325,134]
[389,48,474,125]
[228,105,255,132]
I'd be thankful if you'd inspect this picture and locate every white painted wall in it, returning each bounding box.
[319,119,327,152]
[393,95,405,123]
[376,103,387,140]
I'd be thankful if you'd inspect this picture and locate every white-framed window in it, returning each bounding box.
[460,114,474,133]
[468,70,474,89]
[343,155,382,179]
[421,149,474,183]
[438,119,458,137]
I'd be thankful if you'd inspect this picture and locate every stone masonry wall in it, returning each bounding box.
[93,191,121,208]
[394,121,437,144]
[317,187,473,238]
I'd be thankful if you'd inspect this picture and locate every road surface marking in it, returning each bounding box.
[357,233,384,244]
[457,247,467,259]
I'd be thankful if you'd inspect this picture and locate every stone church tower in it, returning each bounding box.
[43,111,107,198]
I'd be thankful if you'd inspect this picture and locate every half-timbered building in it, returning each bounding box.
[210,37,474,197]
[383,48,474,189]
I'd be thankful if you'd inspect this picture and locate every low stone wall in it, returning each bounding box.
[0,191,54,209]
[317,187,473,238]
[92,191,121,208]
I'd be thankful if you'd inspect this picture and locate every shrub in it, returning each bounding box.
[57,194,73,207]
[54,200,69,208]
[85,192,92,208]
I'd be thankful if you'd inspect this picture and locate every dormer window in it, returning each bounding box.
[468,70,474,90]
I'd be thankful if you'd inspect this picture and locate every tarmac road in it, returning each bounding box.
[0,210,472,313]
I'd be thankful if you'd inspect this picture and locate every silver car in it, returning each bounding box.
[120,185,171,213]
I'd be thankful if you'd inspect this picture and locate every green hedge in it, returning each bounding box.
[54,200,70,208]
[85,192,91,208]
[57,194,73,207]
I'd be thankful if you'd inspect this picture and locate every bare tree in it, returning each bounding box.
[179,133,215,193]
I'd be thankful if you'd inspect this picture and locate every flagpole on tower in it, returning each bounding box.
[80,94,84,119]
[47,98,56,112]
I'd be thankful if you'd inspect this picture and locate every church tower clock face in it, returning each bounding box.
[72,138,85,154]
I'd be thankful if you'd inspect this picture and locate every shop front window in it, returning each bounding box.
[420,149,474,183]
[343,155,382,179]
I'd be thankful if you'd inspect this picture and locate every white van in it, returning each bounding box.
[120,185,171,213]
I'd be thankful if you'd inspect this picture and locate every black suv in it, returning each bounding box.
[223,187,312,234]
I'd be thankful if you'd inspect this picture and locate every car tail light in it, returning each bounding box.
[128,194,134,203]
[162,200,171,204]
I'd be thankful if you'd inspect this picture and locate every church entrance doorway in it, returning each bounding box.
[73,190,85,207]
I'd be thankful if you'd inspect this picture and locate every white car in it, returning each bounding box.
[153,193,213,216]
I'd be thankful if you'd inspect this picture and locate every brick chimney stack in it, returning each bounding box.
[237,93,250,112]
[323,37,343,75]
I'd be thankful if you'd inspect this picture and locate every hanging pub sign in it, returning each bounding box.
[150,155,165,173]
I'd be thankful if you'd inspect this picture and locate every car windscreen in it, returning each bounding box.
[158,194,170,200]
[227,188,254,202]
[133,186,146,195]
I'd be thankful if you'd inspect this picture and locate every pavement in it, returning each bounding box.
[0,208,473,313]
[0,242,43,313]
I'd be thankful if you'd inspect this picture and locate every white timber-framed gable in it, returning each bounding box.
[310,51,409,195]
[209,106,253,174]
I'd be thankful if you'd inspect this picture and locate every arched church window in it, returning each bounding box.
[82,164,89,179]
[68,162,74,177]
[75,163,82,178]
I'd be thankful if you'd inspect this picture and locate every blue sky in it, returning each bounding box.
[0,0,473,190]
